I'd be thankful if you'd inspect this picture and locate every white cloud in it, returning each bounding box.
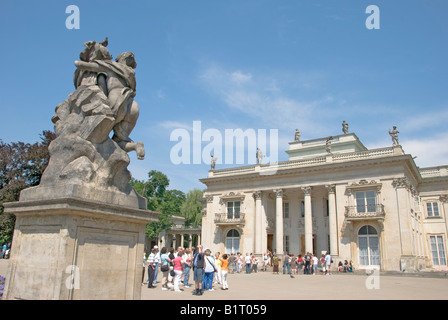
[231,71,252,84]
[402,133,448,167]
[400,108,448,133]
[197,63,332,135]
[157,120,192,131]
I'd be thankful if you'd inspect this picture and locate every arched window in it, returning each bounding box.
[358,225,380,266]
[226,229,240,254]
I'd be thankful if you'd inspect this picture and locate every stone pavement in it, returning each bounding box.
[2,259,448,300]
[141,267,448,300]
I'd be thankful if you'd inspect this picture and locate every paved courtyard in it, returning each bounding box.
[140,268,448,300]
[2,259,448,300]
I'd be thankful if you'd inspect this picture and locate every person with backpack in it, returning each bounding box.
[192,245,205,295]
[203,249,217,291]
[304,252,312,275]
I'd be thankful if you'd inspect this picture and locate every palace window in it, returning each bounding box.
[430,235,446,266]
[226,229,240,254]
[355,190,377,213]
[426,202,440,217]
[300,201,314,217]
[227,201,241,219]
[284,235,290,254]
[283,202,289,219]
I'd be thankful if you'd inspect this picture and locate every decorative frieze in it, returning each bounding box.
[346,179,382,196]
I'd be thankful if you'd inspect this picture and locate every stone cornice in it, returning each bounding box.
[346,180,382,194]
[220,192,245,201]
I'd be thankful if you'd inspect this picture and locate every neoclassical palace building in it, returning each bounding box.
[199,126,448,272]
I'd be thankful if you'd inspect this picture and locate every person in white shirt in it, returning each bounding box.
[262,253,268,271]
[312,255,319,275]
[146,249,156,288]
[324,252,332,275]
[203,249,217,291]
[182,248,192,287]
[153,246,160,285]
[245,253,252,274]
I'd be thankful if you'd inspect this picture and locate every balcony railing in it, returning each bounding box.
[214,212,246,225]
[345,204,385,220]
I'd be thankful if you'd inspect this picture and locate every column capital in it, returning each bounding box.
[273,189,283,198]
[253,190,262,200]
[205,195,213,203]
[301,186,312,196]
[392,177,410,190]
[326,184,336,194]
[440,194,448,203]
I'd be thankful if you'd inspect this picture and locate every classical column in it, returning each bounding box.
[172,234,177,249]
[302,186,313,254]
[274,189,284,255]
[254,191,262,255]
[392,178,413,269]
[327,184,338,256]
[188,233,193,249]
[180,234,185,249]
[440,195,448,248]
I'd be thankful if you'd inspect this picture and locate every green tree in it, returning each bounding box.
[180,189,203,227]
[0,130,56,244]
[130,170,186,240]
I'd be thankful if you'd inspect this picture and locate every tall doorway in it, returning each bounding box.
[267,234,273,252]
[358,225,380,267]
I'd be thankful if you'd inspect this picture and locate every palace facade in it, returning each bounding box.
[199,129,448,272]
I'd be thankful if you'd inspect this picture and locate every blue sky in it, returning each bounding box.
[1,1,447,193]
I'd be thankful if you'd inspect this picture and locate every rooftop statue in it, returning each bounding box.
[256,148,264,164]
[389,126,400,146]
[342,120,349,134]
[294,128,301,142]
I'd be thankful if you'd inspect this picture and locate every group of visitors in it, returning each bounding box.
[226,252,260,274]
[270,251,335,275]
[337,260,354,272]
[143,245,230,295]
[143,246,352,295]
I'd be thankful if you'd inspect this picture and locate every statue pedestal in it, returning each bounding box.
[3,196,158,300]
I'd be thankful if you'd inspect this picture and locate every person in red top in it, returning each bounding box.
[173,251,185,292]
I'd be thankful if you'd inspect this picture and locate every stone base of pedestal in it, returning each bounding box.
[3,196,158,300]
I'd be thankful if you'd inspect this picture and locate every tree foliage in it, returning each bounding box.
[180,189,203,227]
[0,130,56,244]
[130,170,186,240]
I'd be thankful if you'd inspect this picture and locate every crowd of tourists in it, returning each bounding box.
[143,246,354,294]
[143,245,230,295]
